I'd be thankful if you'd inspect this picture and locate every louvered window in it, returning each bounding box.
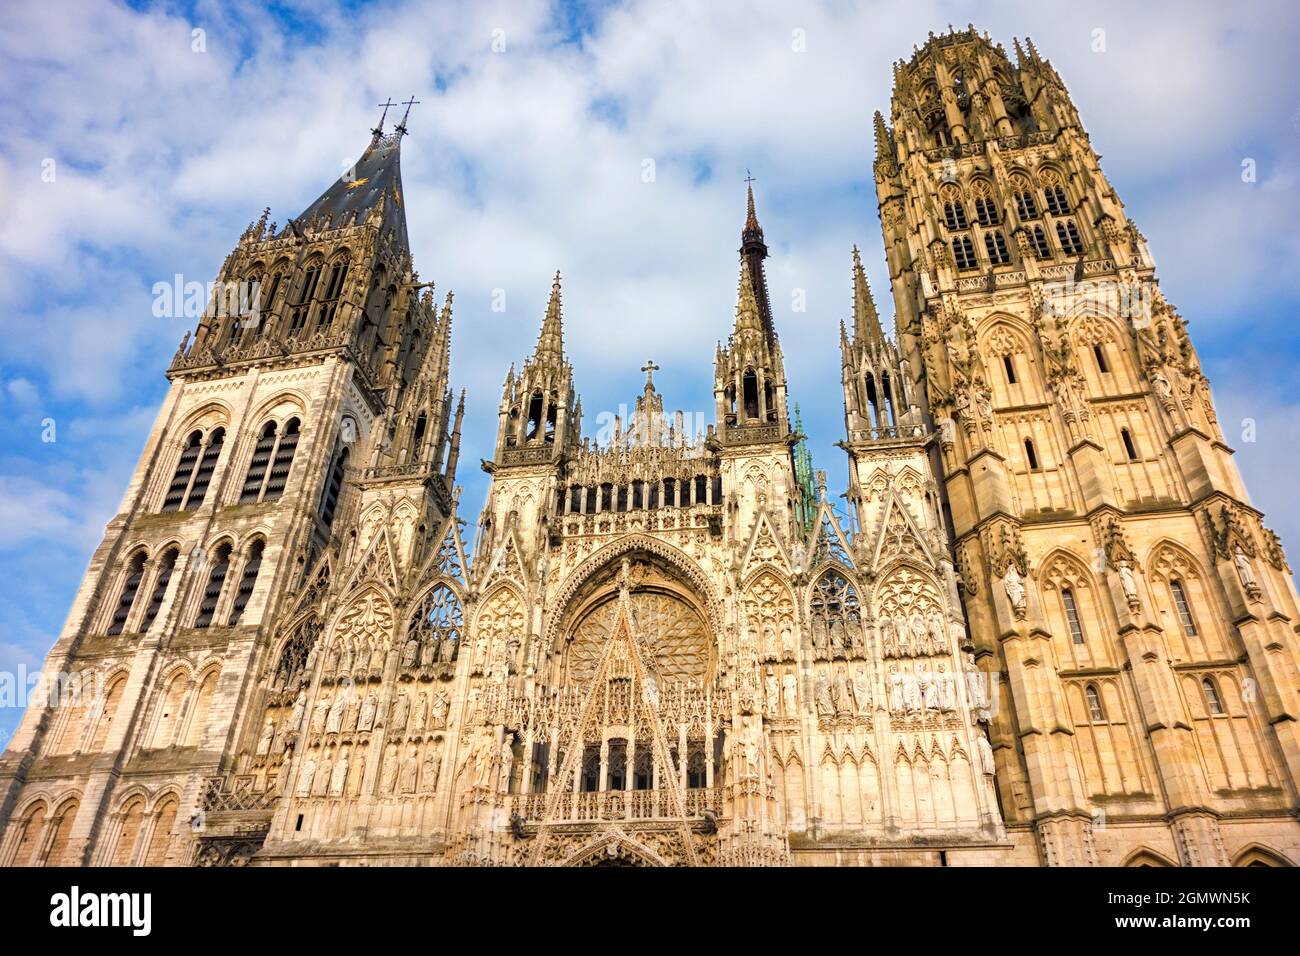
[195,544,232,628]
[107,551,147,635]
[227,540,264,625]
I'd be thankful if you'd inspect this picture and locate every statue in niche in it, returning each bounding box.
[348,754,366,797]
[337,644,353,677]
[1117,560,1139,605]
[368,641,385,673]
[401,636,420,669]
[330,751,349,796]
[814,674,835,717]
[290,690,307,731]
[928,613,947,655]
[852,667,872,714]
[976,733,996,777]
[297,756,316,796]
[439,634,457,663]
[836,671,854,716]
[310,698,330,736]
[360,692,380,732]
[811,617,829,651]
[500,734,516,792]
[430,690,449,729]
[919,669,939,711]
[421,636,438,667]
[399,748,419,794]
[880,617,899,657]
[829,616,846,650]
[909,614,928,656]
[423,740,443,793]
[325,644,340,676]
[903,670,922,714]
[762,624,778,661]
[936,664,955,711]
[326,693,346,734]
[1149,366,1173,400]
[390,693,409,732]
[764,668,780,716]
[471,732,497,789]
[312,756,330,796]
[412,691,428,731]
[344,694,360,733]
[1233,545,1258,591]
[256,718,275,756]
[380,744,399,794]
[963,654,989,713]
[889,666,905,711]
[780,622,795,659]
[782,673,798,716]
[1002,564,1027,617]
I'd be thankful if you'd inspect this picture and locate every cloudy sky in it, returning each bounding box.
[1,0,1297,739]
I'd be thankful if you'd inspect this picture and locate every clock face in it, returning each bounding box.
[567,589,712,687]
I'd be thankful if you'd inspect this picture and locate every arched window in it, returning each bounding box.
[1029,225,1051,259]
[1202,677,1225,715]
[1024,438,1040,470]
[943,200,969,230]
[973,192,999,226]
[1015,189,1040,221]
[89,675,127,752]
[163,428,223,512]
[143,798,178,867]
[227,539,264,625]
[742,369,759,419]
[1002,353,1018,384]
[141,548,178,632]
[111,799,145,867]
[1044,183,1071,216]
[984,230,1010,265]
[43,800,80,865]
[107,551,147,635]
[195,543,232,628]
[286,263,322,337]
[1056,219,1084,255]
[1085,683,1105,722]
[1169,579,1198,636]
[1121,427,1138,461]
[1093,343,1110,374]
[314,259,349,332]
[256,271,284,336]
[1061,587,1085,644]
[809,570,861,649]
[10,802,47,867]
[406,584,463,664]
[411,412,428,462]
[319,445,349,528]
[526,391,544,440]
[951,234,977,270]
[241,417,301,503]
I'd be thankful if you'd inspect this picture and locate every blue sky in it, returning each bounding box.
[1,0,1298,741]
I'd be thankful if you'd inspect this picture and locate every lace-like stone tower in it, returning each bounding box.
[875,27,1300,866]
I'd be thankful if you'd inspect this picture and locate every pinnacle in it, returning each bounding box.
[532,270,565,365]
[852,246,884,347]
[734,258,764,335]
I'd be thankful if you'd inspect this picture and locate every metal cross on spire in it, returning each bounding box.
[373,98,396,136]
[744,169,756,186]
[395,95,421,135]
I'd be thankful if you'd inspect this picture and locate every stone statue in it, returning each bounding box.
[310,699,329,736]
[412,692,428,731]
[421,636,438,667]
[889,666,905,712]
[1150,367,1173,400]
[358,692,378,733]
[964,654,988,712]
[764,669,780,716]
[422,740,443,793]
[815,674,835,717]
[780,622,795,659]
[401,637,420,669]
[1118,560,1139,604]
[297,757,316,795]
[430,690,449,729]
[936,664,955,711]
[836,672,854,716]
[782,673,798,716]
[928,613,946,655]
[343,695,360,733]
[909,614,928,655]
[256,718,275,756]
[329,751,349,796]
[290,690,306,731]
[380,745,398,794]
[500,734,516,792]
[1002,564,1027,616]
[326,693,346,734]
[976,733,996,776]
[312,757,329,796]
[1233,545,1257,590]
[390,693,410,732]
[399,748,419,794]
[880,616,899,657]
[920,669,939,711]
[852,667,872,714]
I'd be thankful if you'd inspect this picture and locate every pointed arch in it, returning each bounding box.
[1121,847,1178,867]
[1232,843,1292,867]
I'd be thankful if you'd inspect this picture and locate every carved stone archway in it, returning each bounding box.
[561,827,668,867]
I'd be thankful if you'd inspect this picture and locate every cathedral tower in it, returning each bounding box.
[875,26,1300,866]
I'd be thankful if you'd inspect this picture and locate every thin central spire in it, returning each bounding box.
[532,270,565,365]
[739,178,775,344]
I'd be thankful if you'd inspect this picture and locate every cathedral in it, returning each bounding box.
[2,28,1297,868]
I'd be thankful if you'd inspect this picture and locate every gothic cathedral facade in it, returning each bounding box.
[1,29,1297,868]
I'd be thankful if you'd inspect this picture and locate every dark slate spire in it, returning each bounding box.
[740,178,775,344]
[295,119,409,250]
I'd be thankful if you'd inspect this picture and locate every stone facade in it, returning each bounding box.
[1,28,1296,867]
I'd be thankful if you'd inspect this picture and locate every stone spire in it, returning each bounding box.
[532,270,565,367]
[734,258,765,338]
[851,246,885,348]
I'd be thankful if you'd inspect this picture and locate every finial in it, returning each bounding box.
[395,95,421,135]
[373,97,396,137]
[641,358,661,388]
